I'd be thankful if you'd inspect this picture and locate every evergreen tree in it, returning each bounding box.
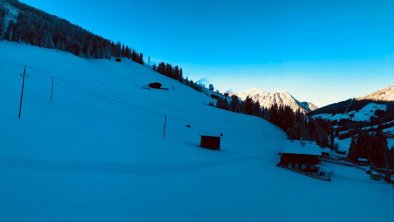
[244,96,254,115]
[348,135,358,162]
[253,100,261,116]
[230,95,240,112]
[370,131,388,168]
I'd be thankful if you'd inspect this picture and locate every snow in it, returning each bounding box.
[388,139,394,149]
[335,138,352,153]
[1,41,394,222]
[361,85,394,101]
[236,88,316,113]
[384,126,394,135]
[313,103,387,122]
[281,141,322,156]
[2,3,19,31]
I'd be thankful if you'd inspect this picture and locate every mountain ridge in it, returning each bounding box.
[235,88,318,113]
[358,85,394,101]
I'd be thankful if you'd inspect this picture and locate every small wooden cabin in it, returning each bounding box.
[279,146,322,173]
[200,135,221,150]
[149,82,162,89]
[115,57,122,62]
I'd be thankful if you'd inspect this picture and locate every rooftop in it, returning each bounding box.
[281,141,322,156]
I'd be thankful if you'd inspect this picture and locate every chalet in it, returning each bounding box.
[200,135,221,150]
[279,146,322,173]
[115,57,122,62]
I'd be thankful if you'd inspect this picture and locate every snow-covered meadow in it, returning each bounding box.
[1,41,393,222]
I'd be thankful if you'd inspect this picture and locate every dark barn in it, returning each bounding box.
[200,135,221,150]
[149,82,162,89]
[279,147,322,173]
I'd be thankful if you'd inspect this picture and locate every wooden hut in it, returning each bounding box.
[200,135,221,150]
[115,57,122,62]
[149,82,162,89]
[279,146,322,173]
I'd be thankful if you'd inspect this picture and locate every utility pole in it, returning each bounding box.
[50,76,54,101]
[163,115,167,139]
[18,66,27,119]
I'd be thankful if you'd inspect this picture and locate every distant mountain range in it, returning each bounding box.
[235,88,318,113]
[309,85,394,140]
[359,85,394,101]
[310,85,394,118]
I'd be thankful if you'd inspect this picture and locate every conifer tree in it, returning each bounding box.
[348,135,358,162]
[370,131,388,168]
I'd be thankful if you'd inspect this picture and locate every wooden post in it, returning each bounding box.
[18,66,27,119]
[163,115,167,139]
[50,76,54,101]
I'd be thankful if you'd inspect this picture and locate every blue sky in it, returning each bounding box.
[21,0,394,106]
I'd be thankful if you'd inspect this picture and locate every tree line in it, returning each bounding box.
[210,95,334,148]
[0,1,143,64]
[348,130,392,168]
[153,62,183,82]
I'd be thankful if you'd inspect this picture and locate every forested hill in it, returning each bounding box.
[0,0,143,62]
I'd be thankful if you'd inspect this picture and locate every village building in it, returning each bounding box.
[357,157,369,166]
[279,145,322,173]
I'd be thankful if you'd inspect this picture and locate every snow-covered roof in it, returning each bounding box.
[199,129,223,137]
[281,142,322,156]
[358,158,368,162]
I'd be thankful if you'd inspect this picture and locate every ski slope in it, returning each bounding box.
[1,41,393,222]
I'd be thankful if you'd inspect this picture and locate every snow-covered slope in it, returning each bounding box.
[1,41,393,222]
[1,2,19,32]
[313,103,387,122]
[300,101,319,112]
[360,85,394,101]
[236,88,318,113]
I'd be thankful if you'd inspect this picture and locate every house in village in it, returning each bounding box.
[357,157,369,166]
[279,145,322,173]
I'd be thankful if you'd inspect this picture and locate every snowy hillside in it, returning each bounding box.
[1,41,393,222]
[313,103,387,122]
[236,88,318,113]
[360,85,394,101]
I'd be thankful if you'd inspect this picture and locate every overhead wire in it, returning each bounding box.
[0,57,285,142]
